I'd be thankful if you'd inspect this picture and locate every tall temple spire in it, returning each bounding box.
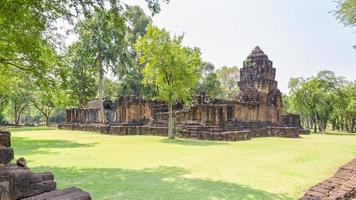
[238,46,277,94]
[247,46,268,59]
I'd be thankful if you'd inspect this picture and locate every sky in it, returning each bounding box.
[122,0,356,93]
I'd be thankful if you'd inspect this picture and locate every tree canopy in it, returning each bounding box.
[335,0,356,48]
[135,25,201,138]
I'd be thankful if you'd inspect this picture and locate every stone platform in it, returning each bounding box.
[0,130,91,200]
[301,159,356,200]
[58,123,308,141]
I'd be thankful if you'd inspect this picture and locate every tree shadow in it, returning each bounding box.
[160,138,229,146]
[12,136,97,156]
[32,166,294,200]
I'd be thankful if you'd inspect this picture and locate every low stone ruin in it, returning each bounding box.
[59,46,310,141]
[301,159,356,200]
[0,130,91,200]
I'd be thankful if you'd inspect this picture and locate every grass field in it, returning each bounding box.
[8,129,356,200]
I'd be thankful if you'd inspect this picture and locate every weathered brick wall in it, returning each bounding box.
[0,132,91,199]
[301,159,356,200]
[179,130,251,141]
[58,124,305,141]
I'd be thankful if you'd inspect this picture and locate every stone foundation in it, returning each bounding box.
[0,130,92,200]
[179,130,251,141]
[59,124,305,141]
[301,159,356,200]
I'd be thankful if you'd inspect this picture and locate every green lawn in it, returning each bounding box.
[9,129,356,200]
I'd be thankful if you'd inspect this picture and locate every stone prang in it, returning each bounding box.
[59,46,310,141]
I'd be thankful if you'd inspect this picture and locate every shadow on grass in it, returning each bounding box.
[160,138,228,146]
[12,136,97,156]
[32,166,293,200]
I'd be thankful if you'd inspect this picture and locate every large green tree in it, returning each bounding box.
[118,5,156,97]
[66,43,97,107]
[136,25,201,139]
[71,7,129,122]
[288,71,355,133]
[0,0,167,103]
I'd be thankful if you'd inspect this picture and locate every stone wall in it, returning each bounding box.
[58,123,305,142]
[0,130,91,200]
[282,113,302,128]
[301,159,356,200]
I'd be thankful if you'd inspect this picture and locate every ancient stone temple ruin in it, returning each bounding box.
[59,46,309,141]
[0,130,91,199]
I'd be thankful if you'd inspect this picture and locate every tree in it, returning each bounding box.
[136,25,201,139]
[0,0,168,80]
[119,5,156,97]
[66,43,97,107]
[282,94,293,113]
[72,7,129,122]
[7,80,31,127]
[335,0,356,48]
[196,62,223,97]
[104,78,121,100]
[30,86,68,127]
[216,66,240,99]
[287,71,355,133]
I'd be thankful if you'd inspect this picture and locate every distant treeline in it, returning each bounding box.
[283,71,355,133]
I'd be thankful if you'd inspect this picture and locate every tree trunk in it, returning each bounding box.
[313,121,317,133]
[332,120,336,131]
[345,119,349,132]
[45,115,50,127]
[15,114,20,127]
[341,117,344,131]
[14,105,24,127]
[168,102,174,139]
[313,111,318,133]
[318,121,323,133]
[97,58,105,124]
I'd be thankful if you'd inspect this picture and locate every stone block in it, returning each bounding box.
[0,131,11,147]
[21,187,92,200]
[0,163,30,182]
[8,170,56,199]
[0,147,14,164]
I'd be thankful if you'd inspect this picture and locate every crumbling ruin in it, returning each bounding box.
[301,159,356,200]
[0,131,91,200]
[59,46,310,141]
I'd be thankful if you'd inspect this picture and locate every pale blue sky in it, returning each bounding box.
[125,0,356,93]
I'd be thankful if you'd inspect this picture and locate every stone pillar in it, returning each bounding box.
[202,105,208,122]
[223,106,228,123]
[126,105,130,123]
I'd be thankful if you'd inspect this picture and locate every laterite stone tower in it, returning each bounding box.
[238,46,277,94]
[236,46,283,123]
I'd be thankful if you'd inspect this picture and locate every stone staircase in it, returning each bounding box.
[0,131,91,200]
